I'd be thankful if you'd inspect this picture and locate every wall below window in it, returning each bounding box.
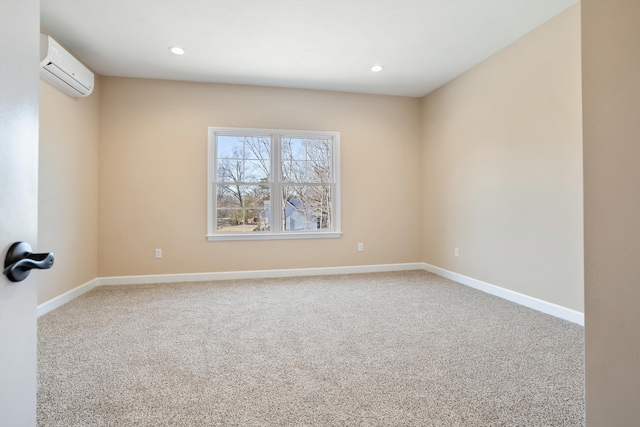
[98,79,423,276]
[420,5,583,311]
[38,78,100,305]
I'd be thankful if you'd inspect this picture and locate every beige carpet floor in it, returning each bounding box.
[38,271,584,426]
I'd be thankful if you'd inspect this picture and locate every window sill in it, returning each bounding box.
[206,232,342,241]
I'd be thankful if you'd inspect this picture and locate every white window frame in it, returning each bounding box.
[207,127,341,241]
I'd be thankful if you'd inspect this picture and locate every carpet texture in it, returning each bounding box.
[38,271,585,426]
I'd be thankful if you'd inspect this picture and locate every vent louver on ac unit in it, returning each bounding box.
[39,34,94,98]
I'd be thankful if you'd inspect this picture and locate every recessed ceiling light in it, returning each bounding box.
[169,46,185,55]
[371,65,384,72]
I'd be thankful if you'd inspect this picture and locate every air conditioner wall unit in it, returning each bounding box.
[39,34,94,98]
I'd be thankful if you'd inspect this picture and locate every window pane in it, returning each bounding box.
[217,135,271,183]
[216,208,240,231]
[217,185,242,209]
[281,137,306,161]
[217,136,244,159]
[243,136,270,160]
[216,208,250,232]
[217,158,243,182]
[281,138,332,184]
[217,184,271,232]
[307,159,331,183]
[217,185,269,207]
[305,138,332,183]
[245,208,264,231]
[242,185,270,209]
[281,185,332,231]
[307,186,333,230]
[216,207,268,233]
[244,160,269,182]
[305,138,331,161]
[281,160,307,183]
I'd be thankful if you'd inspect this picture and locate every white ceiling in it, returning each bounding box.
[40,0,578,98]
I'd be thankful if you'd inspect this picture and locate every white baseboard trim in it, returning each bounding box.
[37,263,584,326]
[421,262,584,326]
[99,263,426,286]
[37,278,100,317]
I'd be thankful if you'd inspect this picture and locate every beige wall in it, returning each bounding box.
[38,78,100,305]
[582,1,640,424]
[98,78,422,276]
[420,5,584,311]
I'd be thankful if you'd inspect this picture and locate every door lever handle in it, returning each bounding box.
[3,242,54,282]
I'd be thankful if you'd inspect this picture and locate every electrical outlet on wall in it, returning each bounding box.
[155,249,162,259]
[358,243,364,252]
[454,247,459,257]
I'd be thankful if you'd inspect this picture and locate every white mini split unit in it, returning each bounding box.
[39,34,94,97]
